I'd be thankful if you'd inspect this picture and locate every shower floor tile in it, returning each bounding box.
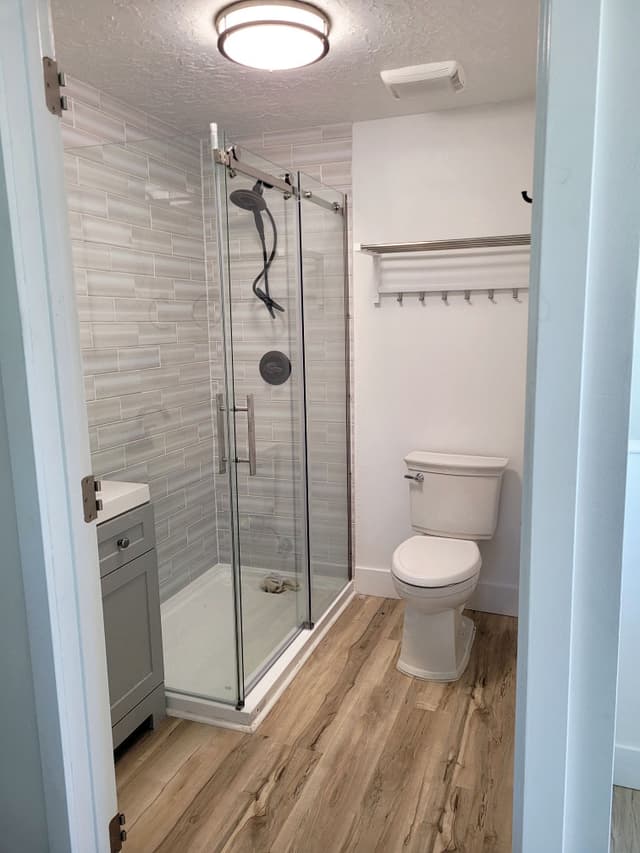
[161,564,344,702]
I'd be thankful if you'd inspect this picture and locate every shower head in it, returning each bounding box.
[229,181,267,212]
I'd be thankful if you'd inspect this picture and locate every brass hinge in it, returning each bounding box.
[109,813,126,852]
[81,475,102,523]
[42,57,68,116]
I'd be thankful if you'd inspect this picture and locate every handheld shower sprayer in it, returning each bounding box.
[229,181,284,319]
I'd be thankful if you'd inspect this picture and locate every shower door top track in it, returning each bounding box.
[214,144,344,214]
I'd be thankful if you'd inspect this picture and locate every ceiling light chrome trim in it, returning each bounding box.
[215,0,330,70]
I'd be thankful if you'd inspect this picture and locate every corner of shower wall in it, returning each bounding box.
[62,74,227,602]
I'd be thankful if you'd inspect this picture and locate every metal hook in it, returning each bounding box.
[397,292,404,305]
[512,288,521,302]
[441,291,449,306]
[418,292,425,305]
[464,290,471,305]
[488,289,496,303]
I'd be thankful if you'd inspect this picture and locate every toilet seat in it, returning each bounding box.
[392,535,481,588]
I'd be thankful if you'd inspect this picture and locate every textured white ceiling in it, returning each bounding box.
[51,0,539,136]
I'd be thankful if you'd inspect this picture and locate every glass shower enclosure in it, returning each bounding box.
[209,130,351,708]
[65,122,351,718]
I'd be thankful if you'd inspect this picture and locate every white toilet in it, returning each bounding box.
[392,450,508,682]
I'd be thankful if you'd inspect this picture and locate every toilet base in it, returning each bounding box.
[397,608,476,682]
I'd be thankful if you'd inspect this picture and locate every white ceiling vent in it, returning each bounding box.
[380,61,465,99]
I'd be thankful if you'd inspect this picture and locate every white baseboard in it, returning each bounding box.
[355,565,398,599]
[469,580,519,617]
[614,743,640,789]
[355,565,518,617]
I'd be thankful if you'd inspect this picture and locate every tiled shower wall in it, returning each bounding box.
[62,77,218,600]
[63,74,353,601]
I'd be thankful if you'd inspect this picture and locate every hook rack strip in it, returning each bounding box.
[379,286,528,305]
[356,235,531,306]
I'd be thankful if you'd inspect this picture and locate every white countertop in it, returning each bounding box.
[97,480,150,524]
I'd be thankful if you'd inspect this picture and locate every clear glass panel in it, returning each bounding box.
[64,133,240,705]
[298,172,351,622]
[214,139,311,691]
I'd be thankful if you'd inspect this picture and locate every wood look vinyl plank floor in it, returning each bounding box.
[612,786,640,853]
[117,597,518,853]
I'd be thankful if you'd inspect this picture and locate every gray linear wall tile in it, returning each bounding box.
[67,186,108,217]
[117,346,161,371]
[64,76,220,601]
[67,75,353,603]
[91,323,139,348]
[87,398,121,427]
[74,102,126,143]
[111,246,154,276]
[86,270,136,297]
[103,145,150,179]
[77,158,130,196]
[107,195,151,227]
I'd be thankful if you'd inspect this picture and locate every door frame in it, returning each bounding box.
[0,1,117,851]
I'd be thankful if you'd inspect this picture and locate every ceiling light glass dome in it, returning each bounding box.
[215,1,330,71]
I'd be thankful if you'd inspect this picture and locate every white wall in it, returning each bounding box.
[615,284,640,789]
[352,101,535,615]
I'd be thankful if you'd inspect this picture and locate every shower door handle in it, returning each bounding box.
[216,393,227,474]
[246,394,256,476]
[234,394,257,476]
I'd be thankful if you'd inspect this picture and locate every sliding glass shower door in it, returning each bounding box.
[213,139,311,700]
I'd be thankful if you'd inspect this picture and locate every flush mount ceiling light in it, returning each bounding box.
[215,1,330,71]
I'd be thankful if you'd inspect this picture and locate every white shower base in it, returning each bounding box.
[161,564,353,731]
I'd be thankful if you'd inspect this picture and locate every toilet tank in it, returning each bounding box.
[404,451,509,540]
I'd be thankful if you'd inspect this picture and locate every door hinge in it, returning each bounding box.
[81,475,102,523]
[109,813,126,852]
[42,57,68,116]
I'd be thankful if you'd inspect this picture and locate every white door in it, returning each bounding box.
[0,0,117,851]
[514,0,640,849]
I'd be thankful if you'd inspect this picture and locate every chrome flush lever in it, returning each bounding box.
[404,472,424,482]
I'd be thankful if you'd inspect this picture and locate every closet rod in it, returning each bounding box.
[359,234,531,254]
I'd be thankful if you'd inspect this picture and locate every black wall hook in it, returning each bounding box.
[522,190,533,204]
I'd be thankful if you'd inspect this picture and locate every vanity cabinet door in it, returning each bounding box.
[101,550,164,727]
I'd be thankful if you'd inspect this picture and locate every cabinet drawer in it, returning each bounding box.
[98,503,155,577]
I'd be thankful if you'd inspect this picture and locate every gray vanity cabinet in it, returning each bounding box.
[98,503,165,749]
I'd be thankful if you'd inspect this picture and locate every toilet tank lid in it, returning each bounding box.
[404,451,509,476]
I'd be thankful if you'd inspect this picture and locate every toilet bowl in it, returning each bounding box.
[392,535,481,681]
[393,450,508,682]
